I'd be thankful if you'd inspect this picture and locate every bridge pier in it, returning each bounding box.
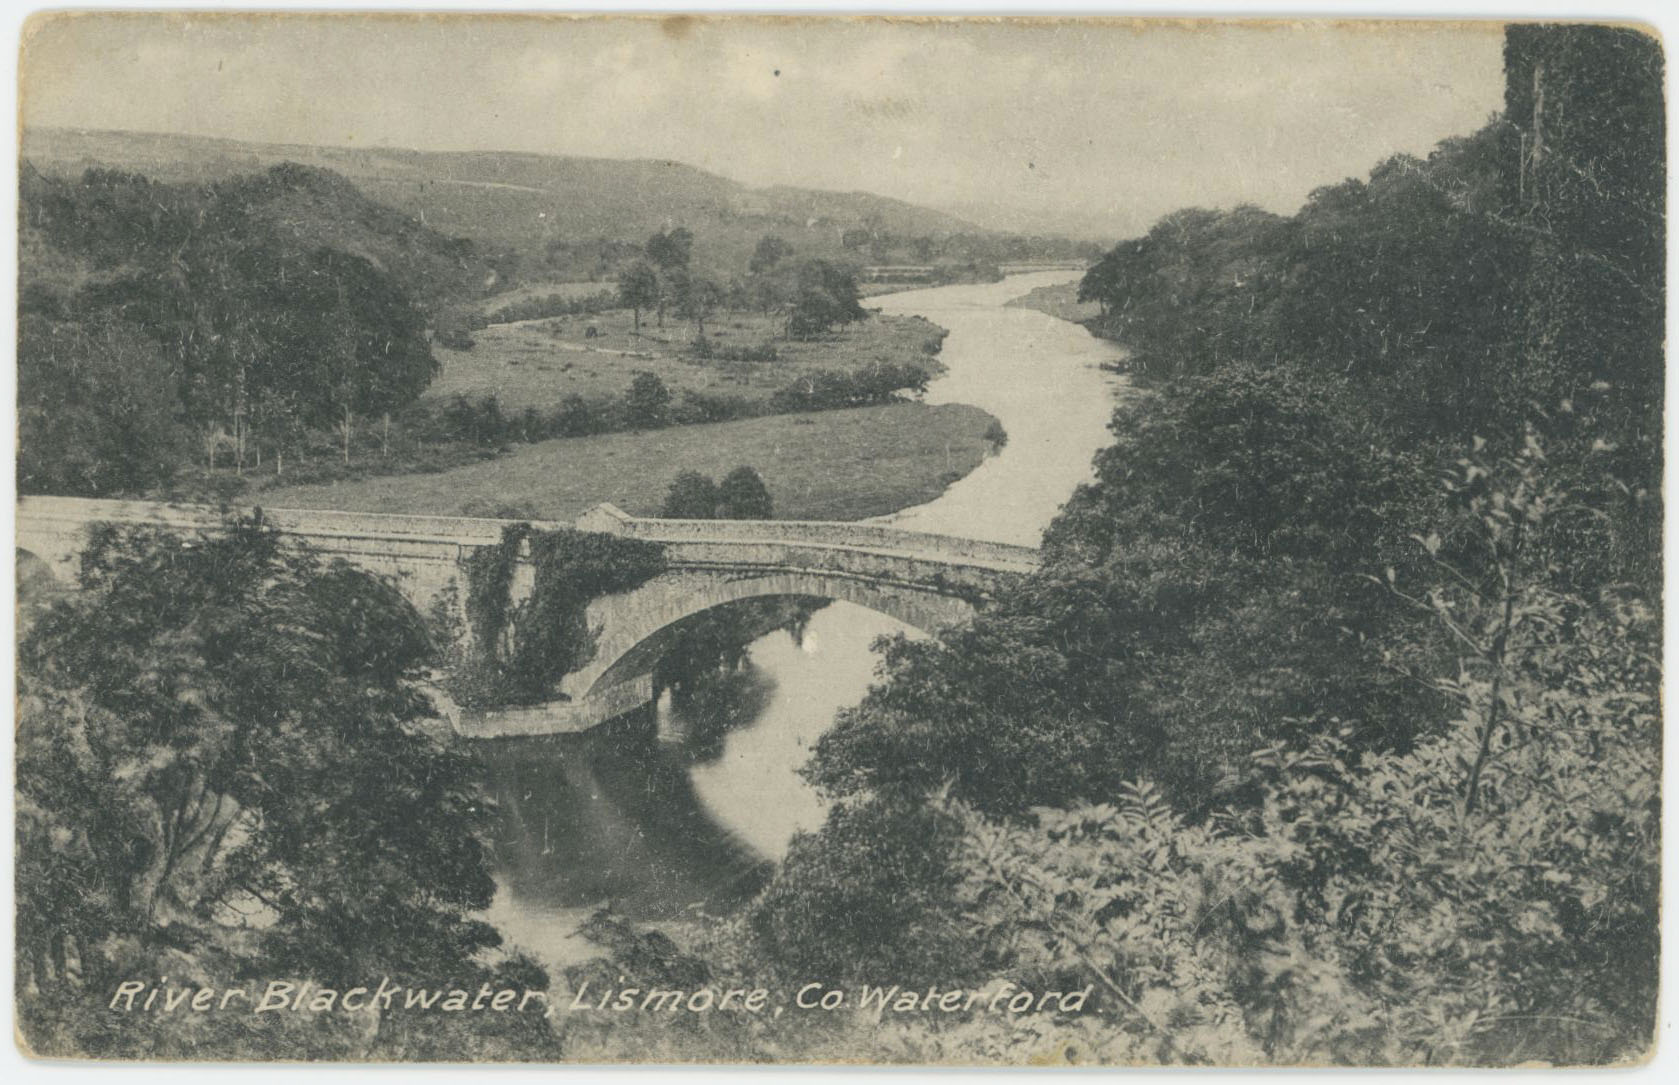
[452,674,657,739]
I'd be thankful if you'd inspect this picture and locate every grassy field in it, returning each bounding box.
[255,401,1000,523]
[426,309,946,414]
[1003,279,1102,324]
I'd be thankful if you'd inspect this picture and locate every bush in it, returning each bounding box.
[718,466,774,519]
[939,437,1659,1066]
[17,316,185,496]
[672,389,758,426]
[747,799,976,987]
[442,394,509,447]
[770,364,930,412]
[551,394,605,438]
[624,371,672,429]
[661,471,720,519]
[713,342,779,363]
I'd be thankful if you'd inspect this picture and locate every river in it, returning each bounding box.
[480,270,1127,968]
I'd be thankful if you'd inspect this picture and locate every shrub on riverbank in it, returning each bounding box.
[728,24,1662,1066]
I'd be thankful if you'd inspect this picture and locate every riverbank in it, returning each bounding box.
[256,401,1003,522]
[1001,278,1103,325]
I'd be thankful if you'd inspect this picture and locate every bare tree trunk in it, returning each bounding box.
[382,412,391,457]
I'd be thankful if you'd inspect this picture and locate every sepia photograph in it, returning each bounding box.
[8,6,1665,1068]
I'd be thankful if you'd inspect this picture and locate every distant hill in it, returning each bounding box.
[21,127,989,277]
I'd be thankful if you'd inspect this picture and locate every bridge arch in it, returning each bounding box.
[558,565,979,702]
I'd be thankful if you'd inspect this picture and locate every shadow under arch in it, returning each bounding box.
[572,569,979,702]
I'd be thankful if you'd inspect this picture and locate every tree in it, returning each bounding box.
[786,259,867,339]
[624,371,672,429]
[661,471,719,518]
[20,163,442,485]
[16,315,184,497]
[749,235,792,273]
[718,466,773,519]
[946,445,1659,1066]
[645,226,694,271]
[748,799,974,986]
[675,273,724,337]
[617,260,660,333]
[15,518,553,1057]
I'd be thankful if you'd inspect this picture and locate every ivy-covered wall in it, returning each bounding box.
[446,524,665,707]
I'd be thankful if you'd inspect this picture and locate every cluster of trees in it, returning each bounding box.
[540,214,1093,287]
[729,241,871,339]
[769,362,931,411]
[660,467,775,520]
[834,217,1102,268]
[426,385,732,446]
[735,24,1663,1065]
[540,235,645,281]
[18,164,446,493]
[481,288,618,326]
[1076,31,1662,466]
[618,228,868,342]
[616,227,721,334]
[16,520,561,1059]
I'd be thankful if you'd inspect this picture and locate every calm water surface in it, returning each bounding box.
[481,271,1127,967]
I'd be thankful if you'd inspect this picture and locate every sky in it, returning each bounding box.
[20,13,1509,238]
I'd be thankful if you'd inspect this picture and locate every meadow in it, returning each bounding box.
[256,401,1000,522]
[425,308,947,414]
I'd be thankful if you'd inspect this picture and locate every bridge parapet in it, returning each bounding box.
[576,503,1041,574]
[16,495,567,546]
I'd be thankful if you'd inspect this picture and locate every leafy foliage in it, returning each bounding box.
[718,466,774,520]
[16,314,185,495]
[661,471,722,519]
[949,571,1657,1064]
[786,259,868,339]
[659,466,774,520]
[15,518,559,1058]
[624,371,674,429]
[616,259,661,330]
[19,161,445,486]
[749,25,1661,1066]
[448,525,666,706]
[748,799,975,985]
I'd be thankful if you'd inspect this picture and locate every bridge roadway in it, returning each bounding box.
[16,496,1040,737]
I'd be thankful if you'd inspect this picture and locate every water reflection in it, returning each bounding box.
[480,695,776,963]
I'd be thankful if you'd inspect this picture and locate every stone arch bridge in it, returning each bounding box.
[16,497,1038,737]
